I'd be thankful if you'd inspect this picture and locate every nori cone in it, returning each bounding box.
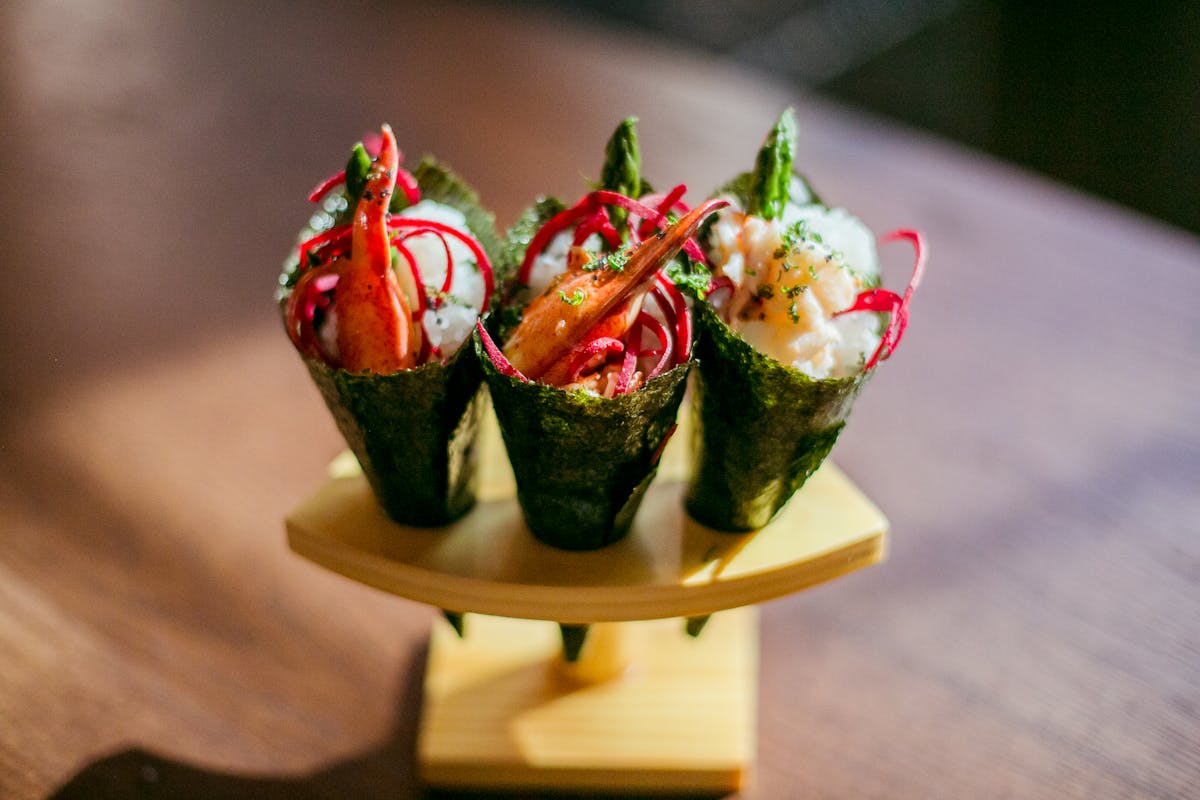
[686,303,866,531]
[685,109,876,531]
[481,117,689,550]
[280,150,500,527]
[306,343,485,526]
[480,340,688,549]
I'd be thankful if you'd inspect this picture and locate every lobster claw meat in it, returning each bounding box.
[502,197,728,381]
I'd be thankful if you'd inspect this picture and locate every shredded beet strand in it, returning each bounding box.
[517,201,596,284]
[389,217,494,313]
[307,171,347,203]
[835,228,926,369]
[638,184,688,238]
[389,237,429,320]
[566,336,625,382]
[477,322,529,382]
[615,343,639,395]
[396,167,421,205]
[635,311,673,379]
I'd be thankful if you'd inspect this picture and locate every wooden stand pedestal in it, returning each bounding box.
[285,416,888,793]
[421,609,757,792]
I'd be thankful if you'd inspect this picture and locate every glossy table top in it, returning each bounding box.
[1,1,1197,797]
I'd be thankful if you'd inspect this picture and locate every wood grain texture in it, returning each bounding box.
[286,416,886,623]
[419,610,756,793]
[0,0,1197,798]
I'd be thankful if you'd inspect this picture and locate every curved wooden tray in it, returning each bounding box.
[286,416,888,624]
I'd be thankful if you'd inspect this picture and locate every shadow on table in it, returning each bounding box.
[47,643,429,800]
[46,642,728,800]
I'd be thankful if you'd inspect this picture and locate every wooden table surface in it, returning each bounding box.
[2,1,1197,797]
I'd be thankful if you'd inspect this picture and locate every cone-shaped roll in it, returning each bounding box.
[686,109,923,531]
[279,126,502,527]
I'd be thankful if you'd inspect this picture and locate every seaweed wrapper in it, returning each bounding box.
[281,157,499,526]
[306,342,484,525]
[479,335,689,550]
[686,302,867,532]
[485,119,695,549]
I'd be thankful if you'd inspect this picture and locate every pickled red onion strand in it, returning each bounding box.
[635,311,672,379]
[476,321,529,382]
[519,189,707,285]
[311,272,339,294]
[396,167,421,205]
[590,190,707,262]
[389,237,429,321]
[637,184,689,238]
[398,226,455,306]
[883,228,926,301]
[872,228,925,364]
[834,228,925,369]
[838,288,902,315]
[648,281,675,327]
[595,217,624,248]
[615,340,639,395]
[595,211,622,250]
[307,171,346,203]
[836,288,900,370]
[388,217,494,313]
[654,274,692,361]
[517,201,596,284]
[298,223,352,267]
[647,282,679,361]
[572,207,621,250]
[648,423,677,467]
[572,209,600,247]
[386,236,432,365]
[566,337,625,382]
[362,133,383,157]
[285,264,339,364]
[707,275,735,295]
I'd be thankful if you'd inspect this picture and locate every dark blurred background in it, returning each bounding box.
[530,0,1200,235]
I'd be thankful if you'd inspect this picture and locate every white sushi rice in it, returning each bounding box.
[707,199,881,379]
[394,199,486,357]
[522,229,602,299]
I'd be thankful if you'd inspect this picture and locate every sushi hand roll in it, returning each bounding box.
[686,109,925,531]
[279,124,501,526]
[478,119,726,550]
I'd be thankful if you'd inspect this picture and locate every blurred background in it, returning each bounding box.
[1,0,1196,417]
[2,2,1197,798]
[528,0,1200,235]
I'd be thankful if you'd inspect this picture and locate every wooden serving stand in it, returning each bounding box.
[286,413,888,794]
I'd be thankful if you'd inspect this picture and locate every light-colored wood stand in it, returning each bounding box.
[421,609,757,792]
[286,414,888,793]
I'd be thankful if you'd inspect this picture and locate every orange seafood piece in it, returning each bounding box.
[334,124,421,374]
[502,198,727,381]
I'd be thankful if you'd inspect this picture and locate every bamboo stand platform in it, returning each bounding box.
[286,414,888,793]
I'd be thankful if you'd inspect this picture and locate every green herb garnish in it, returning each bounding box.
[664,257,712,299]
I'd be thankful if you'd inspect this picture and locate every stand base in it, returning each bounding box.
[419,608,758,793]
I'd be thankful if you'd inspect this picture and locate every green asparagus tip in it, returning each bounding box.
[441,610,465,638]
[559,623,590,663]
[600,118,643,233]
[685,615,712,638]
[749,108,798,221]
